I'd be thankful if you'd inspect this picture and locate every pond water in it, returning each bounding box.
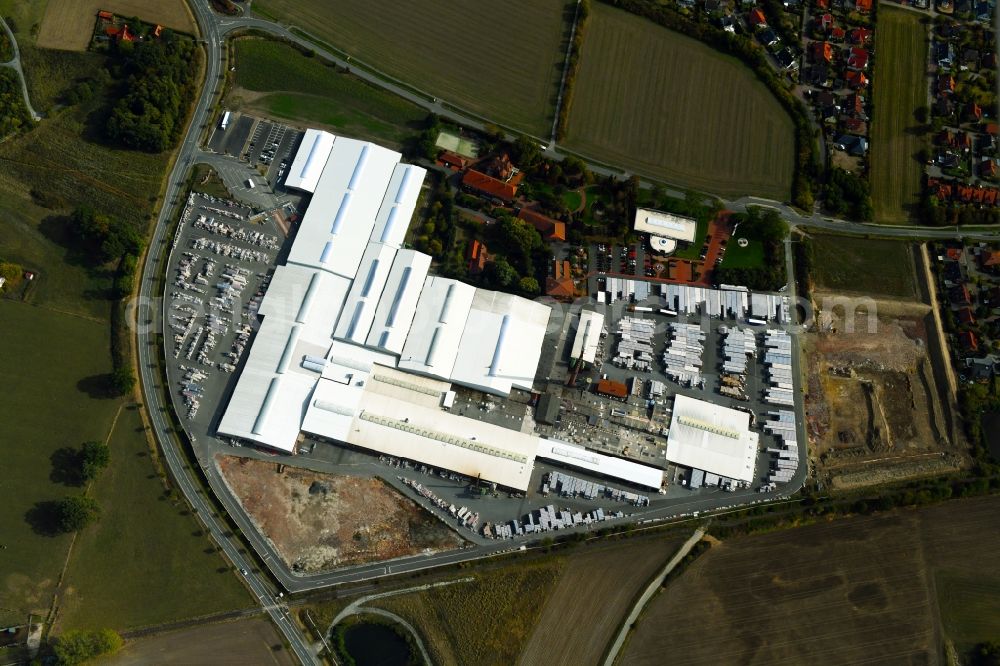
[342,620,414,666]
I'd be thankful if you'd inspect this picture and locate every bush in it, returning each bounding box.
[53,629,123,665]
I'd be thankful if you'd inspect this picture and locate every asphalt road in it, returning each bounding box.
[0,16,41,121]
[136,3,317,664]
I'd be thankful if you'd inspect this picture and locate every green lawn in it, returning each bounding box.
[563,189,583,212]
[720,238,765,269]
[809,233,917,299]
[869,8,927,224]
[671,215,711,261]
[0,302,120,624]
[232,38,426,147]
[57,407,251,631]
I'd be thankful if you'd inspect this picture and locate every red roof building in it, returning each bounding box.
[811,41,834,63]
[749,8,767,27]
[517,207,566,242]
[845,70,869,88]
[830,26,846,41]
[856,0,872,11]
[959,331,979,353]
[816,0,829,8]
[847,47,869,70]
[819,13,833,30]
[957,307,976,325]
[467,239,490,275]
[985,123,1000,136]
[437,150,468,171]
[848,27,872,43]
[982,250,1000,269]
[546,260,575,300]
[462,170,519,203]
[596,379,629,400]
[98,10,114,20]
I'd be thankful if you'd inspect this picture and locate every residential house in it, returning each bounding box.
[942,260,963,282]
[847,47,869,70]
[749,7,767,26]
[803,63,832,86]
[979,158,998,178]
[980,250,1000,273]
[936,73,956,96]
[546,260,575,300]
[842,117,867,134]
[962,48,981,70]
[855,0,872,11]
[811,40,834,63]
[845,70,869,88]
[105,23,135,43]
[967,102,983,123]
[949,284,972,305]
[957,307,977,325]
[848,27,872,44]
[935,40,955,67]
[816,0,829,8]
[813,90,836,108]
[757,27,780,47]
[467,239,491,275]
[984,122,999,136]
[959,330,979,354]
[517,207,567,242]
[938,151,960,169]
[819,12,834,30]
[975,1,991,20]
[834,134,868,156]
[718,15,737,32]
[830,26,846,41]
[847,92,866,119]
[775,47,798,70]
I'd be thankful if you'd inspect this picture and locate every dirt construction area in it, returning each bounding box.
[804,296,964,490]
[217,456,465,572]
[37,0,197,51]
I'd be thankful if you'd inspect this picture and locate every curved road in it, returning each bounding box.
[0,16,41,121]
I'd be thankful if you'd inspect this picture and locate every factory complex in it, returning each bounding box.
[217,130,665,492]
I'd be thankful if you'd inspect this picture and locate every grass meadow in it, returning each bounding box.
[564,3,795,199]
[251,0,567,136]
[231,38,426,148]
[869,8,927,224]
[809,233,917,299]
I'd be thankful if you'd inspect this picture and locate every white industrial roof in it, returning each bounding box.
[284,128,335,193]
[570,310,604,365]
[450,290,551,396]
[634,208,697,242]
[257,264,351,343]
[666,394,759,482]
[398,276,476,380]
[217,317,326,452]
[368,164,425,248]
[333,241,398,346]
[347,391,539,491]
[536,438,664,489]
[286,137,402,278]
[366,250,431,355]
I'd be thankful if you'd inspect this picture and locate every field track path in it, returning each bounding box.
[603,527,706,666]
[0,17,42,121]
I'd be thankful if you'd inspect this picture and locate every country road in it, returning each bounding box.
[0,15,41,121]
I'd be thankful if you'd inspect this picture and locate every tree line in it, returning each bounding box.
[555,0,592,141]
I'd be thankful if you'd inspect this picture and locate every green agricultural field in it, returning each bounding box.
[869,8,927,224]
[57,407,251,631]
[231,39,426,147]
[0,302,120,625]
[809,233,916,299]
[251,0,566,136]
[564,3,795,199]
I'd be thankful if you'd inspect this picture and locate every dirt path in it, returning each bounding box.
[918,243,958,400]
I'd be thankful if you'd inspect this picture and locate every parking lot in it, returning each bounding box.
[207,111,305,193]
[164,192,285,434]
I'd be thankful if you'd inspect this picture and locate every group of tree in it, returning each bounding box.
[412,173,469,278]
[105,32,199,152]
[921,193,1000,227]
[52,629,123,665]
[713,207,788,291]
[0,69,32,139]
[69,205,144,265]
[824,167,874,222]
[481,213,549,296]
[53,495,101,533]
[605,0,818,209]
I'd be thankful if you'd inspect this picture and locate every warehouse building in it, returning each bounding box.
[284,128,335,192]
[633,208,697,254]
[570,309,604,365]
[666,394,759,483]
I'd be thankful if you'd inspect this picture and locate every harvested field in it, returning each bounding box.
[563,3,795,199]
[37,0,196,51]
[805,299,963,490]
[252,0,565,136]
[869,7,927,224]
[519,535,685,666]
[217,456,464,572]
[810,234,917,300]
[111,618,295,666]
[622,496,1000,664]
